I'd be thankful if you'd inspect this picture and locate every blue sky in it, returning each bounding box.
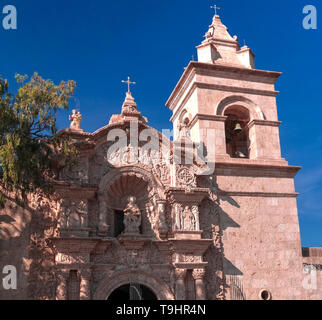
[0,0,321,246]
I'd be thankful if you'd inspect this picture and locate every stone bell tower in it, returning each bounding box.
[167,13,285,165]
[166,12,304,300]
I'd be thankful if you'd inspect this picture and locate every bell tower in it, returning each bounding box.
[166,11,304,300]
[166,12,286,165]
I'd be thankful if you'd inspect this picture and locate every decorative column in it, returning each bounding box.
[56,269,69,300]
[157,200,168,238]
[79,269,92,300]
[98,195,109,236]
[192,269,207,300]
[175,268,187,300]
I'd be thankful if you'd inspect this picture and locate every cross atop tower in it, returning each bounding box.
[210,4,220,16]
[122,76,136,93]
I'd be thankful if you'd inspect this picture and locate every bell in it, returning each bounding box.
[234,123,242,134]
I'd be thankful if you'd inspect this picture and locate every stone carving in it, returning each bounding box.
[182,206,196,231]
[59,199,88,229]
[175,268,187,280]
[98,198,110,236]
[192,269,206,280]
[176,166,196,188]
[92,242,165,267]
[191,205,200,231]
[172,204,199,231]
[123,196,142,234]
[153,163,170,185]
[157,201,168,232]
[56,253,87,264]
[199,198,226,300]
[90,143,114,184]
[60,158,88,184]
[101,141,172,181]
[172,203,183,231]
[178,121,191,140]
[69,109,82,131]
[179,254,202,263]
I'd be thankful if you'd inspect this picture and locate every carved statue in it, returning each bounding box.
[178,120,191,140]
[182,206,196,231]
[69,109,82,131]
[123,196,142,234]
[172,203,183,231]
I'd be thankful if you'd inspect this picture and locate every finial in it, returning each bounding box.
[210,4,220,16]
[121,76,136,93]
[69,109,82,131]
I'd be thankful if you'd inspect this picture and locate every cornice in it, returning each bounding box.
[166,61,282,109]
[215,162,301,178]
[189,114,227,128]
[248,119,282,129]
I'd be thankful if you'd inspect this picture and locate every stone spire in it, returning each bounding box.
[109,78,148,125]
[196,12,255,69]
[121,91,139,115]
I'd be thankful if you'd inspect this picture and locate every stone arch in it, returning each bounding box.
[215,95,265,120]
[99,165,164,204]
[93,269,175,300]
[178,109,192,125]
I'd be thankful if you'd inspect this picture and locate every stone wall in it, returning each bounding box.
[0,201,31,300]
[0,195,58,300]
[214,171,304,300]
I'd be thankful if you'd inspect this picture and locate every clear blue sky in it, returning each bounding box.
[1,0,321,246]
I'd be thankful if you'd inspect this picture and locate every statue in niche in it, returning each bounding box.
[123,196,142,234]
[172,203,183,231]
[182,206,196,231]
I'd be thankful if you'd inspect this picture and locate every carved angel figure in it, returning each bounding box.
[69,109,82,131]
[123,196,142,234]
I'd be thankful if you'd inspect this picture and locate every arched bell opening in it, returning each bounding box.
[224,105,250,159]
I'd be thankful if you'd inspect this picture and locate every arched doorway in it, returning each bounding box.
[108,283,158,301]
[93,270,175,300]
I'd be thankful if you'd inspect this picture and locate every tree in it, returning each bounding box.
[0,73,77,206]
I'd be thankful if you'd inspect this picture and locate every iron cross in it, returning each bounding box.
[122,76,136,93]
[210,5,220,16]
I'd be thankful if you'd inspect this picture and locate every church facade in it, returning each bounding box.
[1,13,322,300]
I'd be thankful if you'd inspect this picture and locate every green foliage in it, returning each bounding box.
[0,73,78,206]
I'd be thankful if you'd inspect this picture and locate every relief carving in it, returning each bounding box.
[60,158,88,184]
[59,199,88,229]
[176,166,196,188]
